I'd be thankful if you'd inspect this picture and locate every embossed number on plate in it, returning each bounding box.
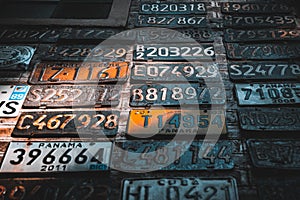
[0,142,112,172]
[222,3,293,14]
[140,2,207,14]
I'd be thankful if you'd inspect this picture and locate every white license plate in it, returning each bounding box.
[0,85,30,117]
[0,142,112,172]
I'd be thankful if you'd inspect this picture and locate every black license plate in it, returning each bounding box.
[130,84,225,106]
[41,45,128,61]
[224,15,296,28]
[247,139,300,169]
[228,62,300,81]
[224,29,300,42]
[238,108,300,131]
[225,43,300,60]
[112,140,235,171]
[13,110,120,137]
[140,2,207,14]
[24,85,121,108]
[131,62,220,82]
[235,83,300,105]
[136,15,208,28]
[222,2,293,14]
[122,177,239,200]
[134,44,215,61]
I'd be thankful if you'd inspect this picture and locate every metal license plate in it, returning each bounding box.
[13,110,119,137]
[29,61,129,84]
[24,85,121,108]
[112,140,235,171]
[222,2,293,14]
[224,29,300,42]
[130,84,225,106]
[247,139,300,169]
[42,45,128,61]
[127,109,226,135]
[0,46,35,69]
[235,83,300,105]
[0,177,110,200]
[134,44,215,61]
[228,62,300,81]
[0,85,30,117]
[224,15,296,28]
[225,43,300,60]
[140,2,207,14]
[131,62,219,82]
[238,108,300,131]
[122,178,239,200]
[136,15,208,28]
[0,142,112,172]
[0,27,61,43]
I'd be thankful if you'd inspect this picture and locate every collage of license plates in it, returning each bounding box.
[0,0,299,199]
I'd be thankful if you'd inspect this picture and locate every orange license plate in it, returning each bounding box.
[29,61,129,84]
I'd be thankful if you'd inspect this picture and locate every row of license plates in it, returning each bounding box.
[0,139,298,173]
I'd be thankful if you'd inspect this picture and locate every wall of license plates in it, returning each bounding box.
[0,0,299,199]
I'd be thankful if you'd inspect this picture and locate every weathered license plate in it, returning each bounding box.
[0,27,61,43]
[111,140,235,171]
[222,2,293,14]
[228,62,300,81]
[140,2,207,14]
[0,46,35,69]
[238,108,300,131]
[0,85,30,117]
[136,15,208,28]
[0,177,110,200]
[247,139,300,169]
[42,45,128,61]
[13,110,119,137]
[235,83,300,105]
[24,85,121,108]
[29,62,129,84]
[0,142,112,172]
[127,109,226,135]
[225,43,300,60]
[130,84,225,106]
[122,178,239,200]
[134,44,215,61]
[131,62,219,82]
[224,29,300,42]
[224,15,296,28]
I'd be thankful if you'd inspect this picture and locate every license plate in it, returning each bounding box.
[0,46,35,69]
[136,15,208,28]
[41,45,128,61]
[235,83,300,105]
[134,44,215,61]
[228,62,300,81]
[59,27,122,40]
[130,84,225,106]
[140,2,207,14]
[0,142,112,172]
[0,85,30,117]
[13,110,119,137]
[127,109,226,135]
[0,28,61,43]
[24,85,121,108]
[225,43,300,60]
[29,61,129,84]
[122,178,239,200]
[247,139,300,169]
[224,15,296,28]
[221,2,293,14]
[131,62,219,82]
[238,108,300,131]
[0,177,110,200]
[224,29,300,42]
[0,142,9,164]
[111,140,235,171]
